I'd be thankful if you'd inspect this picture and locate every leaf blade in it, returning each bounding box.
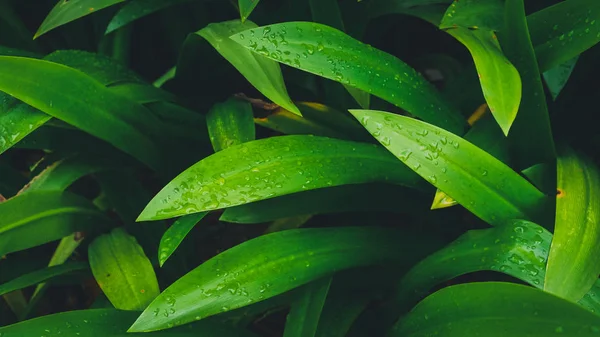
[158,213,207,267]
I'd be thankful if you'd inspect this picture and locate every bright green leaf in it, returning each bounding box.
[239,0,260,22]
[230,22,465,134]
[207,99,256,152]
[393,282,600,337]
[445,28,521,135]
[105,0,194,34]
[543,56,579,100]
[0,191,109,256]
[89,228,160,311]
[138,135,422,221]
[439,0,504,31]
[129,227,444,332]
[283,276,332,337]
[36,0,126,38]
[196,20,300,115]
[527,0,600,72]
[158,212,207,267]
[0,262,88,296]
[350,109,548,227]
[545,149,600,302]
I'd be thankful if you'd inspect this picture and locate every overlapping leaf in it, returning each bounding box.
[158,212,207,267]
[207,99,256,152]
[106,0,194,34]
[283,276,332,337]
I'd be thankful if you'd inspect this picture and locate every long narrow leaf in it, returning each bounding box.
[283,276,332,337]
[158,213,207,267]
[0,262,88,296]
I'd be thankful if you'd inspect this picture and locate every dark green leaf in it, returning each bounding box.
[283,276,332,337]
[366,0,453,20]
[350,109,548,227]
[239,0,260,22]
[0,56,162,170]
[527,0,600,72]
[105,0,194,34]
[439,0,504,31]
[0,308,258,336]
[220,184,428,224]
[129,227,443,332]
[445,28,521,135]
[0,262,88,296]
[196,20,300,115]
[545,149,600,302]
[108,83,176,104]
[89,228,160,311]
[255,108,349,139]
[230,22,465,134]
[36,0,126,38]
[158,212,207,267]
[0,191,109,256]
[138,135,422,221]
[392,282,600,337]
[207,99,256,152]
[499,0,556,170]
[543,56,579,100]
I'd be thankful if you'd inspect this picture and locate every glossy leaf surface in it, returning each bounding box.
[36,0,126,38]
[207,99,256,152]
[439,0,504,31]
[392,282,600,337]
[158,212,207,267]
[0,191,109,256]
[129,227,443,332]
[239,0,260,22]
[138,135,422,221]
[196,20,300,115]
[230,22,464,134]
[89,228,160,311]
[545,149,600,302]
[350,109,548,227]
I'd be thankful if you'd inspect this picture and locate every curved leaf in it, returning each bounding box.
[230,22,465,134]
[158,212,208,267]
[0,308,258,336]
[545,149,600,302]
[207,99,256,152]
[220,184,428,224]
[543,56,579,101]
[0,191,109,256]
[440,0,504,31]
[89,228,160,311]
[392,282,600,337]
[36,0,126,38]
[499,0,555,170]
[528,0,600,72]
[106,0,193,34]
[283,276,332,337]
[350,109,548,227]
[138,135,422,221]
[197,20,300,115]
[0,262,88,296]
[366,0,453,20]
[108,83,176,104]
[0,56,162,170]
[445,28,521,135]
[128,227,444,332]
[239,0,260,22]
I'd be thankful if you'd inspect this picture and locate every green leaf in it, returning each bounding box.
[283,276,332,337]
[445,28,521,135]
[0,309,258,336]
[138,135,422,221]
[0,56,162,170]
[255,108,349,140]
[439,0,504,31]
[0,262,88,297]
[239,0,260,22]
[230,22,465,134]
[128,227,444,332]
[545,149,600,302]
[207,99,256,152]
[36,0,126,38]
[396,220,551,311]
[158,212,207,267]
[0,102,50,156]
[391,282,600,337]
[196,20,300,115]
[220,184,428,224]
[499,0,556,170]
[108,83,176,104]
[105,0,193,34]
[543,56,579,101]
[0,191,109,256]
[350,109,548,227]
[366,0,453,19]
[89,228,160,311]
[527,0,600,73]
